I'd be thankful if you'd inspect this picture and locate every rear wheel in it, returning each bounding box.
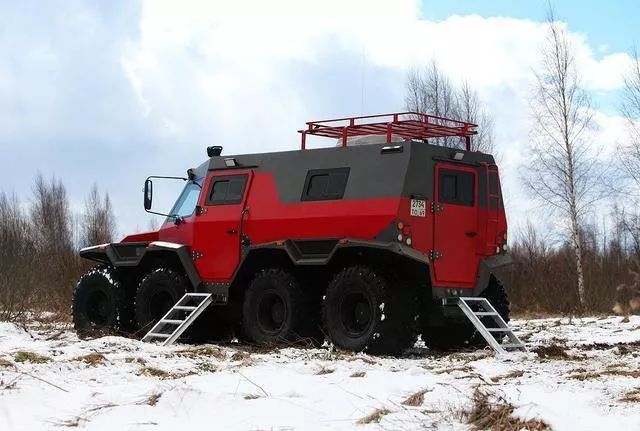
[241,269,311,345]
[72,266,127,336]
[322,266,417,355]
[134,268,188,333]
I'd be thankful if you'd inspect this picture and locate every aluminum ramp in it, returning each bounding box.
[142,293,213,346]
[455,297,527,354]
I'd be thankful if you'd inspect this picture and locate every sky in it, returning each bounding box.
[0,0,637,238]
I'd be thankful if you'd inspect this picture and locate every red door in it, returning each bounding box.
[432,163,479,286]
[192,170,253,282]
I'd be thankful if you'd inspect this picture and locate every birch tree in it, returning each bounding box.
[620,48,640,187]
[524,11,604,310]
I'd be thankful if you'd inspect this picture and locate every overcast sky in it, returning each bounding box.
[0,0,637,238]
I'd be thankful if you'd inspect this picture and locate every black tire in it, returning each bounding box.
[72,266,127,336]
[189,306,235,343]
[421,278,510,350]
[241,269,310,345]
[134,268,188,333]
[322,266,417,355]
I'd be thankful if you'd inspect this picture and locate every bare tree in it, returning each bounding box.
[80,184,117,247]
[523,10,604,310]
[405,61,495,153]
[620,47,640,187]
[0,192,35,320]
[456,81,495,153]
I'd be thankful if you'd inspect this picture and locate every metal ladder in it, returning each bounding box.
[456,297,527,354]
[142,293,213,346]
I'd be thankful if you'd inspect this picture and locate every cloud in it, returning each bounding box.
[0,0,632,236]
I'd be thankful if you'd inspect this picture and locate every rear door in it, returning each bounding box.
[432,163,479,286]
[192,170,253,282]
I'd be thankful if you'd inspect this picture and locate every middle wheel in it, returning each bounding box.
[322,265,417,355]
[241,268,309,344]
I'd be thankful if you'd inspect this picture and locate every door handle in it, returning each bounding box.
[227,229,238,234]
[465,231,477,237]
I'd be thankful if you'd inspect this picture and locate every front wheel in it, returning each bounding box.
[322,266,417,355]
[72,266,127,336]
[134,268,188,333]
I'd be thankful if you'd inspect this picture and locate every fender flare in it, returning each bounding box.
[473,254,513,295]
[79,241,202,289]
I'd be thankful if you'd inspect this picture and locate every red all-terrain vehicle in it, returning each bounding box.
[73,112,511,354]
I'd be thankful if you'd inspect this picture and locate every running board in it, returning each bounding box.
[451,297,527,354]
[142,293,213,346]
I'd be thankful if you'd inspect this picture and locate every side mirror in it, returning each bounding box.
[144,179,153,211]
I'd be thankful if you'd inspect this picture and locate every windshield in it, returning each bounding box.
[167,180,202,220]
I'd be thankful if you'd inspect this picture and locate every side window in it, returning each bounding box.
[302,167,350,201]
[205,174,248,205]
[438,169,475,206]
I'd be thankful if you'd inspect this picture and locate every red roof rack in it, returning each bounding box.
[299,111,477,151]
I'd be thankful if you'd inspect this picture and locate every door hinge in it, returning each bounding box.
[191,250,204,260]
[429,249,443,260]
[196,206,208,215]
[430,202,443,213]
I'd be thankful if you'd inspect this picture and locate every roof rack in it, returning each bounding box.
[299,111,478,151]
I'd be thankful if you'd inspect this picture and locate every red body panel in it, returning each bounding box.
[121,230,159,243]
[151,163,507,289]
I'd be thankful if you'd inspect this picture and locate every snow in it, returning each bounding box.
[0,316,639,430]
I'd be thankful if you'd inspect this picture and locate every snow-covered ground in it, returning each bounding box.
[0,316,638,430]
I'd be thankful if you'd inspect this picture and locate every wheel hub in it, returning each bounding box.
[258,292,286,334]
[340,293,373,337]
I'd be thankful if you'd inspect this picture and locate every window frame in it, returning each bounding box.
[301,167,350,201]
[437,168,476,207]
[204,174,249,206]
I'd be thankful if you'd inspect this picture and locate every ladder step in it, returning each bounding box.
[174,306,197,311]
[487,328,509,332]
[147,333,171,339]
[160,319,184,325]
[474,312,499,316]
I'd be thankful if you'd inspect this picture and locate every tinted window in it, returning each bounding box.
[302,168,350,201]
[206,175,248,205]
[438,169,475,206]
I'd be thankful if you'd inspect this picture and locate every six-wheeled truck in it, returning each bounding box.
[73,112,513,355]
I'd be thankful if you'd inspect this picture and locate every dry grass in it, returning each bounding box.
[350,371,366,378]
[143,392,162,406]
[464,390,550,431]
[243,393,261,400]
[490,370,525,383]
[570,368,640,381]
[532,343,573,360]
[177,346,226,361]
[620,388,640,402]
[230,351,251,362]
[73,353,106,366]
[0,358,14,368]
[137,366,191,380]
[14,351,51,364]
[401,389,429,407]
[315,367,335,375]
[356,407,390,425]
[196,362,217,373]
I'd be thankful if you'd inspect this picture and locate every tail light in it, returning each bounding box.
[396,221,413,247]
